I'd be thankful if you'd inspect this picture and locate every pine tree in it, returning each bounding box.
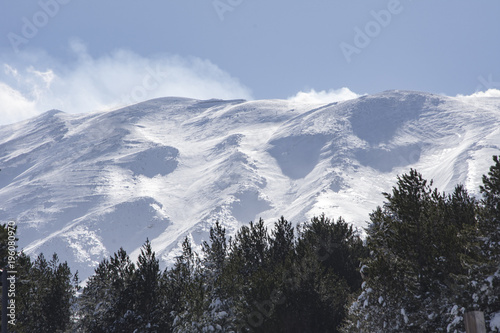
[344,169,478,332]
[269,216,294,264]
[13,252,35,333]
[0,222,17,268]
[198,222,238,331]
[170,237,207,332]
[231,218,269,277]
[227,218,275,331]
[481,155,500,219]
[14,253,77,333]
[131,239,168,332]
[77,248,136,332]
[275,214,363,333]
[297,214,366,292]
[77,257,114,332]
[475,155,500,330]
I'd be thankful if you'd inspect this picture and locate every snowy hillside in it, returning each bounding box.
[0,90,499,280]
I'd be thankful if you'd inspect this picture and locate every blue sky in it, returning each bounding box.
[0,0,499,124]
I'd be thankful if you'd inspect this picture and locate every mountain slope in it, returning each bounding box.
[1,90,499,280]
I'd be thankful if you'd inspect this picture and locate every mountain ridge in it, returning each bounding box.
[1,90,499,280]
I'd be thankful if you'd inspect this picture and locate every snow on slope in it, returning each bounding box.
[0,90,499,280]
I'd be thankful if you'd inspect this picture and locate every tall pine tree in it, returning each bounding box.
[476,156,500,330]
[15,253,77,333]
[343,169,478,332]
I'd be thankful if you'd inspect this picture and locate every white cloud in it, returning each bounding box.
[456,89,500,99]
[0,41,253,125]
[0,82,39,125]
[287,87,362,105]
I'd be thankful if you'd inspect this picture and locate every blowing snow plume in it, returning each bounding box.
[0,39,253,125]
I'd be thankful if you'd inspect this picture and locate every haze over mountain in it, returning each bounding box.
[1,90,499,280]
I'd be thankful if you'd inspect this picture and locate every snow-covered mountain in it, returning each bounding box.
[1,90,499,280]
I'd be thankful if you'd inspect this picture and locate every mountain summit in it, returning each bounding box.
[1,90,499,280]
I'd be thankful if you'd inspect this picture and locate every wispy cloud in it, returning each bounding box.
[287,87,362,105]
[0,82,38,125]
[0,40,253,125]
[456,89,500,99]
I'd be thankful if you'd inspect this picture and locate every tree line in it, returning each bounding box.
[0,155,499,332]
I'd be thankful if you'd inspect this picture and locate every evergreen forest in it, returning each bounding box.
[1,155,499,332]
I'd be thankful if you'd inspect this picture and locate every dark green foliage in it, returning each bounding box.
[476,156,500,328]
[169,237,207,332]
[77,248,136,332]
[203,221,228,275]
[270,242,350,333]
[14,253,78,333]
[269,216,294,264]
[343,163,500,332]
[297,214,367,292]
[0,222,17,268]
[221,216,365,332]
[481,155,500,218]
[13,156,500,332]
[231,218,270,277]
[132,239,167,332]
[77,242,172,332]
[76,216,365,333]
